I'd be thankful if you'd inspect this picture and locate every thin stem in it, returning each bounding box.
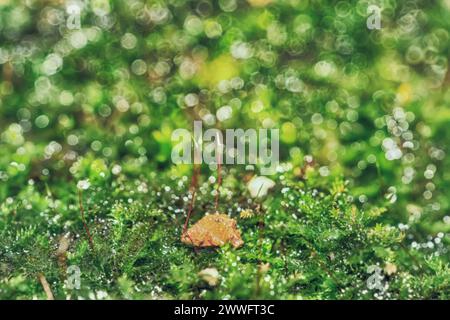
[78,190,94,251]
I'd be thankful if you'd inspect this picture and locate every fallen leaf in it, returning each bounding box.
[181,213,244,248]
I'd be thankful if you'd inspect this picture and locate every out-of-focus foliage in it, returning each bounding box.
[0,0,449,299]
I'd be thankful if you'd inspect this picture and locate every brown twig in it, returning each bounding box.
[78,190,95,251]
[38,273,54,300]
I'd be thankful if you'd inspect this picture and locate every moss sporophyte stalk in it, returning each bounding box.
[0,0,449,300]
